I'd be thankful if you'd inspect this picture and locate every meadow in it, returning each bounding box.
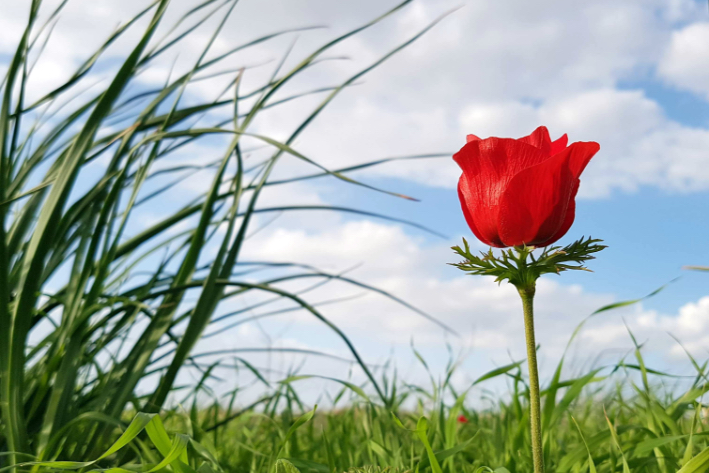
[0,1,708,472]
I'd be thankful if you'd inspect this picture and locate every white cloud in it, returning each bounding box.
[5,0,709,200]
[233,219,708,365]
[659,22,709,99]
[207,0,709,198]
[581,296,709,361]
[171,215,709,403]
[458,89,709,197]
[283,87,709,198]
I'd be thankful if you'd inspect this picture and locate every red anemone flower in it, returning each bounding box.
[457,414,468,424]
[453,126,599,248]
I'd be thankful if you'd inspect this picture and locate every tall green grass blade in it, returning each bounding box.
[678,446,709,473]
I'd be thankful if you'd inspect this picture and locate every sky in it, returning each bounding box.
[3,0,709,405]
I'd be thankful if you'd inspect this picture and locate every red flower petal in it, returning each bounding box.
[565,141,599,178]
[550,134,568,155]
[541,142,599,245]
[519,126,552,157]
[496,142,599,247]
[454,139,549,248]
[458,175,501,247]
[466,134,481,143]
[543,181,579,246]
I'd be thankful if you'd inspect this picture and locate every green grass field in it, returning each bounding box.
[31,339,709,473]
[165,345,709,473]
[1,1,708,472]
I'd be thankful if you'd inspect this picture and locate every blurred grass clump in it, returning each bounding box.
[1,1,709,473]
[0,0,446,468]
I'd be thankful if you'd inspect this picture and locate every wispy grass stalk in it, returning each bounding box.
[0,0,449,466]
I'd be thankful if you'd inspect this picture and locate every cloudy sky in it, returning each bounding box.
[3,0,709,403]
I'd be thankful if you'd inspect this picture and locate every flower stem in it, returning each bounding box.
[518,284,544,473]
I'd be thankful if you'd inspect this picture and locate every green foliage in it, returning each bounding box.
[161,335,708,473]
[451,237,606,289]
[277,459,304,473]
[16,412,226,473]
[170,286,706,473]
[347,468,411,473]
[0,0,449,468]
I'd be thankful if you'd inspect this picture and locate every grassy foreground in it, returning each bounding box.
[28,336,709,473]
[0,0,446,467]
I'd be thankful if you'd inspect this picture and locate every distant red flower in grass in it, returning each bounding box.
[453,126,600,248]
[457,414,468,424]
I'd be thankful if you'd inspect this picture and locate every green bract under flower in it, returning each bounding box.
[450,236,606,290]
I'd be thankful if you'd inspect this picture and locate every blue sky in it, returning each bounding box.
[3,0,709,403]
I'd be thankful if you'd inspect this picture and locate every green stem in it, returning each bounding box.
[519,284,544,473]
